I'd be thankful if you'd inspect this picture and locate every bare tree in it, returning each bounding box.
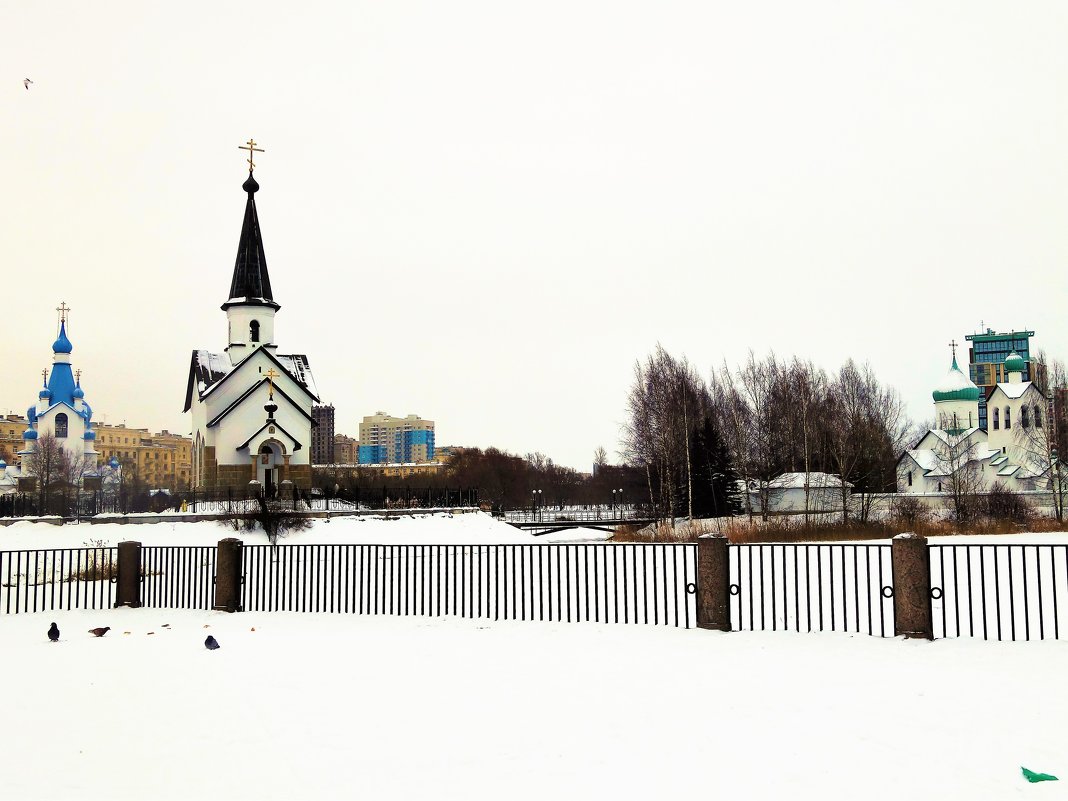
[932,430,984,524]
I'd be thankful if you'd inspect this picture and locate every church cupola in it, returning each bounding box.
[223,140,278,357]
[1005,351,1025,384]
[932,343,980,434]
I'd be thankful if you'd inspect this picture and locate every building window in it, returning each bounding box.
[55,413,68,438]
[250,320,260,343]
[907,471,913,487]
[1022,406,1030,429]
[1035,406,1043,428]
[1005,407,1011,429]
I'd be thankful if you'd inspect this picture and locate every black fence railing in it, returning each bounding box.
[141,546,217,610]
[929,544,1068,641]
[241,543,697,627]
[0,547,117,614]
[0,487,481,519]
[730,544,895,637]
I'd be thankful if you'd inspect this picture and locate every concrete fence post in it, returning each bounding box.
[115,540,142,608]
[214,538,243,613]
[696,534,731,631]
[892,532,932,639]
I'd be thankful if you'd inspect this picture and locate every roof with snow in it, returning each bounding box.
[763,472,853,490]
[184,349,318,412]
[932,357,980,402]
[991,381,1035,400]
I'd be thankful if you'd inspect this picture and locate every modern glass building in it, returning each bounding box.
[964,328,1041,429]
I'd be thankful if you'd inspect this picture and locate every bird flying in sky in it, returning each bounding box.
[23,78,32,90]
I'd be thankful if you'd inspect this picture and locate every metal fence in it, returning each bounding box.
[0,547,117,614]
[730,544,895,637]
[141,546,218,610]
[242,543,697,627]
[930,544,1068,641]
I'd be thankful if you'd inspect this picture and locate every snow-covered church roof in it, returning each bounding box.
[932,357,980,402]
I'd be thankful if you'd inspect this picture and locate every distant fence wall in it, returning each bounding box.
[0,487,480,520]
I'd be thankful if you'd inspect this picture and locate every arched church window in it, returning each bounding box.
[1004,407,1011,429]
[952,413,958,429]
[1035,406,1043,428]
[993,408,999,430]
[1022,406,1030,428]
[250,320,260,343]
[55,413,68,438]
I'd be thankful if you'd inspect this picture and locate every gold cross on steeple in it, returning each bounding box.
[41,368,48,385]
[265,368,280,400]
[949,339,958,361]
[239,139,264,172]
[75,369,82,384]
[56,301,70,326]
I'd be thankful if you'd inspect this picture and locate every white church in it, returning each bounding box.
[898,349,1053,494]
[0,309,101,493]
[184,145,319,493]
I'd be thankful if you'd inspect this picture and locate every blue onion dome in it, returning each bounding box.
[83,430,96,441]
[23,427,38,440]
[81,402,93,421]
[38,385,51,400]
[52,321,73,354]
[26,406,37,424]
[73,384,85,400]
[0,459,6,469]
[109,457,120,469]
[1005,351,1026,374]
[932,357,981,402]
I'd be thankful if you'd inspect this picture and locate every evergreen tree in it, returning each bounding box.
[689,414,742,518]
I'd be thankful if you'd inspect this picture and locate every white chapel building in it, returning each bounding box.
[184,155,318,492]
[898,350,1053,494]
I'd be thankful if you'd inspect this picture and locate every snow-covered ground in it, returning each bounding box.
[2,607,1066,801]
[0,511,612,549]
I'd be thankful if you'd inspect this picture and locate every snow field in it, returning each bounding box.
[2,607,1068,801]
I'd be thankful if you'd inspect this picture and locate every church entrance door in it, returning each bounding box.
[258,443,280,498]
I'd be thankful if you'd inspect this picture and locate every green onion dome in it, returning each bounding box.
[932,357,981,402]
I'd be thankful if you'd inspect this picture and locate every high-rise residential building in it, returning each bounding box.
[965,328,1046,429]
[358,412,435,464]
[311,404,335,465]
[333,434,358,465]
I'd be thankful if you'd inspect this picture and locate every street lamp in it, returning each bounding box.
[532,489,543,520]
[612,488,623,517]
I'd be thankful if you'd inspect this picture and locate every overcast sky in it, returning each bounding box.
[3,2,1067,471]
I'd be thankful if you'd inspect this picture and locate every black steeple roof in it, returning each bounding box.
[222,172,280,311]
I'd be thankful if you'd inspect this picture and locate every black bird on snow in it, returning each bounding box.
[48,622,59,642]
[204,635,220,650]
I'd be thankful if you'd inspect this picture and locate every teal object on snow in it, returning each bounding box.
[1021,767,1058,783]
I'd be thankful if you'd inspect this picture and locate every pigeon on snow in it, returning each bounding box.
[204,635,220,650]
[48,622,59,642]
[88,627,111,637]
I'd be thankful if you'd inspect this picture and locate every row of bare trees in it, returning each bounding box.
[623,347,912,524]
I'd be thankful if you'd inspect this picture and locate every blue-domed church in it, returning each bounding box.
[17,308,99,473]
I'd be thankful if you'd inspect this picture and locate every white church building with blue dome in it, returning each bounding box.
[13,309,100,481]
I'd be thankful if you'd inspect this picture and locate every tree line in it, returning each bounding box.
[623,346,911,524]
